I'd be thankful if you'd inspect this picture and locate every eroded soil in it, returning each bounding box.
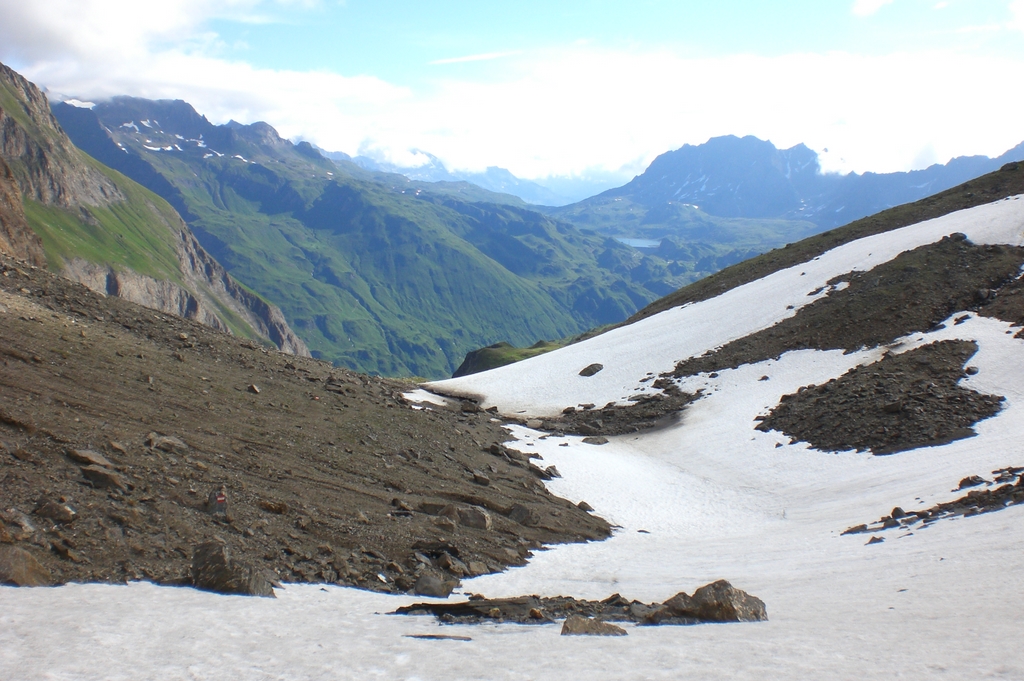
[0,255,609,592]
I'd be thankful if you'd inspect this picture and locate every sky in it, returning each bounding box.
[1,0,1023,182]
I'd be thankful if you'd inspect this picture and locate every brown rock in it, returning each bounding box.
[578,363,604,377]
[0,545,52,586]
[191,542,275,597]
[560,615,627,636]
[81,464,129,492]
[258,499,288,514]
[662,591,699,617]
[33,501,77,524]
[67,448,115,468]
[691,580,767,622]
[582,436,609,445]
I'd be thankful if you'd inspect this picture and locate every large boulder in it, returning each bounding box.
[191,542,275,597]
[691,579,767,622]
[0,546,52,586]
[560,615,627,636]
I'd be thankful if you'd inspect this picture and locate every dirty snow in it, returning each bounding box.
[3,197,1024,680]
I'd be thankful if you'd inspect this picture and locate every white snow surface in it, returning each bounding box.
[431,195,1024,416]
[4,197,1024,680]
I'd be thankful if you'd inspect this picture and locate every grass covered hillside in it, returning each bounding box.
[54,98,674,377]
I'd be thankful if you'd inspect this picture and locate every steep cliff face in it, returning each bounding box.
[0,63,123,208]
[0,156,46,265]
[0,61,308,356]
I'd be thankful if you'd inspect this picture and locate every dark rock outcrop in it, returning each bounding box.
[191,542,276,597]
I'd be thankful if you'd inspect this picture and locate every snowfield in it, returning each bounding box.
[3,197,1024,680]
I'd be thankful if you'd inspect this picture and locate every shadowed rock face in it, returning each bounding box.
[0,61,308,355]
[0,157,45,266]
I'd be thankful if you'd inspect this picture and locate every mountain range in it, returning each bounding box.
[51,95,677,378]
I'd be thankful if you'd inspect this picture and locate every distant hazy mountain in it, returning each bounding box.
[319,149,621,206]
[585,134,1024,229]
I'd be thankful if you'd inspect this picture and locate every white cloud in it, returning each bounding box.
[1,0,1022,180]
[429,51,522,66]
[852,0,897,17]
[1010,0,1024,31]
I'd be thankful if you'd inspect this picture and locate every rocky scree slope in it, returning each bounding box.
[0,62,306,354]
[53,97,675,378]
[0,255,607,592]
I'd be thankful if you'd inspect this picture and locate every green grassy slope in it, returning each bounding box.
[56,99,670,378]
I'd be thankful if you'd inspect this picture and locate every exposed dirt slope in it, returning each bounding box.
[0,256,608,592]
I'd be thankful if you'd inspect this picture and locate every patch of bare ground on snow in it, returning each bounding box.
[755,340,1003,455]
[0,255,609,593]
[671,235,1024,379]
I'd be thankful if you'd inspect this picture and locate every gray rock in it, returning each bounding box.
[691,580,767,622]
[0,545,52,586]
[582,436,609,445]
[507,503,538,527]
[191,542,275,597]
[67,448,116,468]
[578,363,604,377]
[413,573,455,598]
[560,615,626,636]
[457,507,492,531]
[80,464,129,492]
[206,486,228,515]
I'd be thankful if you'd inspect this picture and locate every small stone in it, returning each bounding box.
[525,419,543,429]
[958,475,985,490]
[507,503,537,527]
[413,573,455,598]
[247,384,261,394]
[457,507,492,531]
[578,363,604,377]
[0,546,52,586]
[432,517,457,532]
[206,486,228,515]
[258,499,288,514]
[866,536,885,545]
[33,501,76,524]
[80,464,129,492]
[560,615,626,636]
[467,561,488,576]
[577,501,594,512]
[108,441,128,455]
[472,471,491,486]
[67,448,115,468]
[146,432,189,455]
[178,333,189,340]
[582,436,609,445]
[891,506,906,519]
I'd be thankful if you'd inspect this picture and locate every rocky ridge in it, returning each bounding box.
[0,61,307,355]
